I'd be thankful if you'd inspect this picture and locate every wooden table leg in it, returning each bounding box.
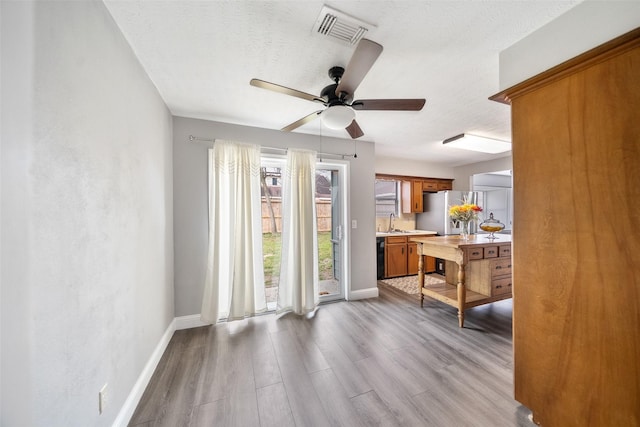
[418,247,425,307]
[456,261,466,327]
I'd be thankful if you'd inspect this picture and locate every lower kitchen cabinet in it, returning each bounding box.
[385,236,408,277]
[384,235,436,278]
[408,242,436,275]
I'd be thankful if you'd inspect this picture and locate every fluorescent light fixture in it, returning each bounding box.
[443,133,511,154]
[322,105,355,129]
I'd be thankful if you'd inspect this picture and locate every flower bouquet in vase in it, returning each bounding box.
[449,199,483,240]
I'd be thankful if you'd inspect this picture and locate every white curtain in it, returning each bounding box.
[277,149,319,315]
[201,141,266,323]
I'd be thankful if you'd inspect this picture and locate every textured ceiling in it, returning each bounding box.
[104,0,581,166]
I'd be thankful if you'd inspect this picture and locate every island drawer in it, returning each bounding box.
[491,258,512,277]
[499,245,511,257]
[483,246,499,258]
[468,248,484,260]
[492,277,512,295]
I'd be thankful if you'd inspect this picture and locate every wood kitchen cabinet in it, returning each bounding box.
[401,180,423,213]
[437,180,452,191]
[491,29,640,426]
[385,235,436,278]
[421,179,438,192]
[408,242,435,275]
[400,178,454,213]
[385,236,408,277]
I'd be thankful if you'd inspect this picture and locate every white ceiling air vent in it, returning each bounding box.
[312,6,375,46]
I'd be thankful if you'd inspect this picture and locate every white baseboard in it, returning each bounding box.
[348,286,379,300]
[112,314,210,426]
[173,313,211,330]
[112,319,176,427]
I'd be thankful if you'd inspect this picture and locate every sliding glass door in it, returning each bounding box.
[260,157,347,308]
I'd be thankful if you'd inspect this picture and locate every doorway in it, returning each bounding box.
[260,156,348,308]
[472,170,513,233]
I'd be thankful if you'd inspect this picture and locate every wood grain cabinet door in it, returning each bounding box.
[385,244,408,277]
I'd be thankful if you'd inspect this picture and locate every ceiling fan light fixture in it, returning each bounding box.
[442,133,511,154]
[322,105,355,129]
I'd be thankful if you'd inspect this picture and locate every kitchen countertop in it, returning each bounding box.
[410,233,512,247]
[376,229,438,237]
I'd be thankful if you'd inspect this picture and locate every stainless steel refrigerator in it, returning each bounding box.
[416,191,484,235]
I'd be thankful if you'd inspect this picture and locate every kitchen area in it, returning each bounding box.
[376,173,512,278]
[375,173,513,326]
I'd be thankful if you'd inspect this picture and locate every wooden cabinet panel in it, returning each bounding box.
[492,29,640,426]
[412,181,423,212]
[499,245,511,258]
[468,248,483,260]
[437,181,452,191]
[422,180,438,192]
[384,235,436,278]
[490,258,512,278]
[386,236,407,244]
[483,246,499,258]
[424,255,436,274]
[491,277,512,296]
[385,243,407,277]
[401,180,424,213]
[407,242,419,275]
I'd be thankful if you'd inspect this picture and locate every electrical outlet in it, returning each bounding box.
[98,383,108,414]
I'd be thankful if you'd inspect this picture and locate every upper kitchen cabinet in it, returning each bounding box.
[376,174,454,214]
[422,179,453,192]
[437,180,453,191]
[421,180,438,192]
[401,180,423,213]
[397,177,454,213]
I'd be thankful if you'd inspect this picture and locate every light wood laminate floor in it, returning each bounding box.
[129,283,533,426]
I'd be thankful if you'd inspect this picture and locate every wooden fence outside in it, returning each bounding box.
[261,198,332,233]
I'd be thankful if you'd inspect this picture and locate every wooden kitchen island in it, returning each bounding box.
[411,234,512,327]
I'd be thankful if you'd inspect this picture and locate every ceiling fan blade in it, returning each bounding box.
[250,79,325,104]
[351,99,426,111]
[281,111,322,132]
[335,39,383,98]
[345,120,364,139]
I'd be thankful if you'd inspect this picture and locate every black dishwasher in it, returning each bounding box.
[376,237,385,280]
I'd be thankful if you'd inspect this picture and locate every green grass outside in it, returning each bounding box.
[263,231,333,287]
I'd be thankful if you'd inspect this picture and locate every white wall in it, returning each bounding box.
[452,156,513,191]
[499,0,640,90]
[173,116,377,317]
[375,155,455,179]
[473,173,512,188]
[1,2,174,426]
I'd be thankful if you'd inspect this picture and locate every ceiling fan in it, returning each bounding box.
[250,39,426,139]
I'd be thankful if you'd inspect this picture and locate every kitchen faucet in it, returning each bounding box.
[388,213,395,232]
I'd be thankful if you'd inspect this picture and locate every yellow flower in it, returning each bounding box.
[449,203,483,222]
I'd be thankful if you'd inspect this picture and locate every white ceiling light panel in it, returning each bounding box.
[443,134,512,154]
